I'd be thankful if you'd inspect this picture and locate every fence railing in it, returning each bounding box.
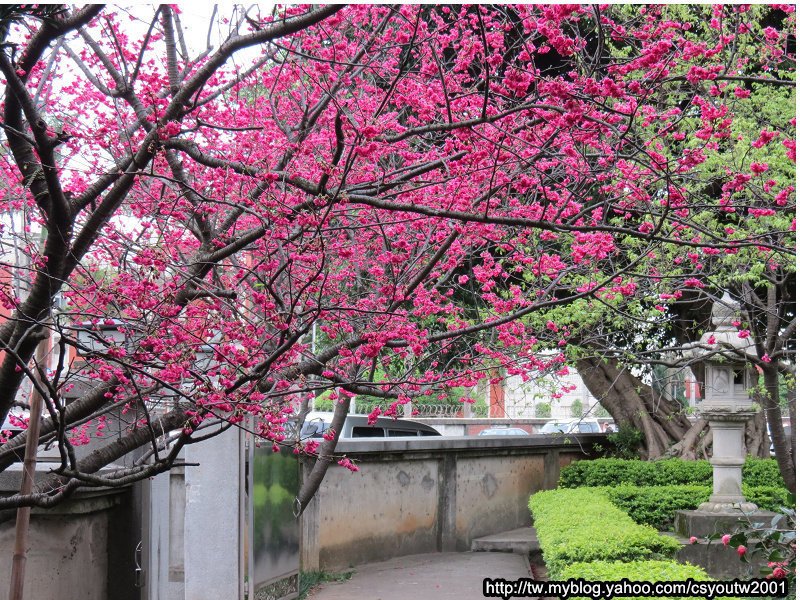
[413,403,464,418]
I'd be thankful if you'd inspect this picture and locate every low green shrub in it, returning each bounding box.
[559,560,717,599]
[606,426,644,459]
[559,457,785,489]
[605,485,711,531]
[602,484,794,530]
[742,456,786,488]
[559,458,703,488]
[529,488,681,578]
[743,484,795,512]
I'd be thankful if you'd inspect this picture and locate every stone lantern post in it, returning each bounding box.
[675,293,782,578]
[694,292,757,513]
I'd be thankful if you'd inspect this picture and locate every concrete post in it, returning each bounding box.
[183,426,243,600]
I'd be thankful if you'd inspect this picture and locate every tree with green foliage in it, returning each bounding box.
[522,5,795,488]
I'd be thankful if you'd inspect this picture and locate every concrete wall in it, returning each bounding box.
[419,418,615,436]
[301,435,607,572]
[0,482,129,600]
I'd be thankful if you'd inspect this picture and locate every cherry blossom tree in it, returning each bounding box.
[0,4,794,510]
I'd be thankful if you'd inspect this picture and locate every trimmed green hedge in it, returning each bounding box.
[605,485,710,531]
[529,488,681,578]
[743,457,788,487]
[559,457,784,489]
[604,484,794,530]
[560,560,719,600]
[743,484,795,512]
[559,458,710,488]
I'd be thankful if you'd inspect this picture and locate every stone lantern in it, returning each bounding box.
[675,293,785,578]
[694,292,757,512]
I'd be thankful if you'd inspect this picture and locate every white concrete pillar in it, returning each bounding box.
[183,425,244,600]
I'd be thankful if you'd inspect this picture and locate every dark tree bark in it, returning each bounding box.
[576,357,773,462]
[576,356,692,459]
[763,366,795,490]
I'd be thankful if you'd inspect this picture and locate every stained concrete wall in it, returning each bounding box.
[301,435,607,572]
[0,484,127,600]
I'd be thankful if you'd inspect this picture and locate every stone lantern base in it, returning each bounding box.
[675,508,782,538]
[672,409,785,578]
[674,509,786,579]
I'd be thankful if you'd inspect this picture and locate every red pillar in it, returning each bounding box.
[489,379,505,418]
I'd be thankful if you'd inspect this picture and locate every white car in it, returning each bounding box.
[291,411,441,439]
[539,418,601,434]
[478,427,529,436]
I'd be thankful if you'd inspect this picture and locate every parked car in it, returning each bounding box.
[539,418,601,434]
[292,411,441,439]
[478,427,529,436]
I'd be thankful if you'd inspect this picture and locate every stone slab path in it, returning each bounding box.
[307,551,533,600]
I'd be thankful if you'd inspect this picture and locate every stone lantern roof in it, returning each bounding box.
[697,292,757,361]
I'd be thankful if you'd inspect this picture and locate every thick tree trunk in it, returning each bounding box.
[575,357,772,462]
[745,409,771,458]
[665,417,709,460]
[576,357,691,459]
[763,367,795,490]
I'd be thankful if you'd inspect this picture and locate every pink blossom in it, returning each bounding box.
[684,277,704,288]
[338,457,359,472]
[737,330,750,339]
[763,26,780,42]
[163,121,181,137]
[367,407,381,425]
[737,545,747,557]
[689,536,698,544]
[752,129,779,148]
[783,138,796,161]
[721,534,731,546]
[771,566,788,579]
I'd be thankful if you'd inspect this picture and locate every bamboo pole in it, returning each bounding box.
[8,332,50,600]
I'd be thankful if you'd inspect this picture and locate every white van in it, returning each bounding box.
[294,411,441,439]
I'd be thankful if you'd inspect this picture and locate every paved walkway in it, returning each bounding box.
[307,552,533,600]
